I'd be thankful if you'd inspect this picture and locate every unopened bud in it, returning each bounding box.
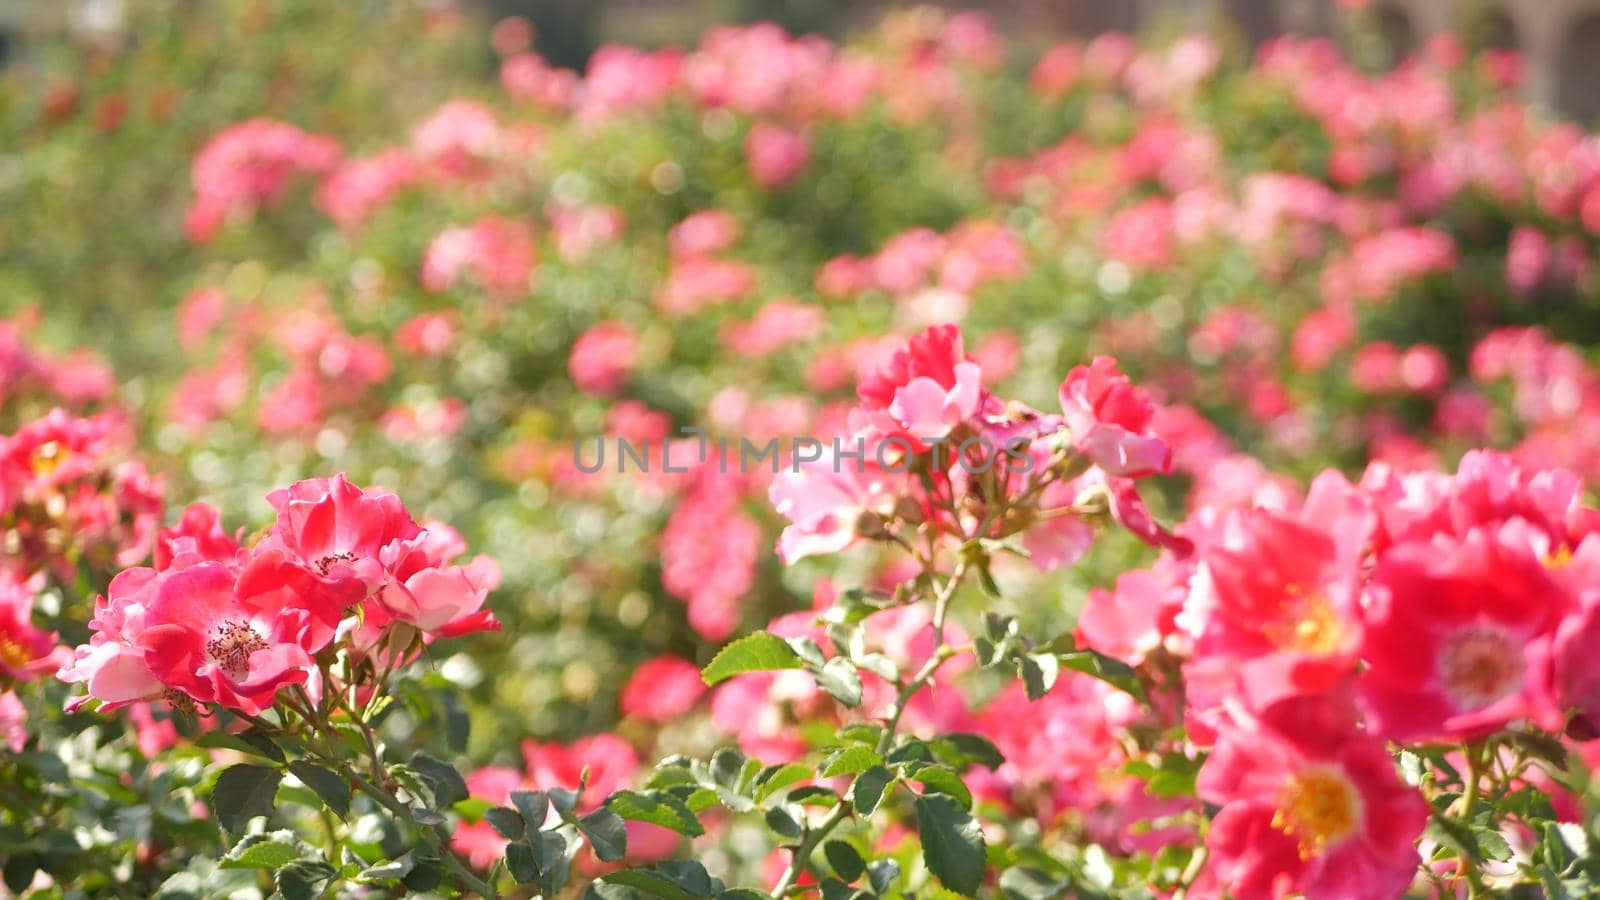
[893,496,925,525]
[855,511,889,539]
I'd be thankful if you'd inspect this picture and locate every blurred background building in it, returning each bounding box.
[4,0,1599,123]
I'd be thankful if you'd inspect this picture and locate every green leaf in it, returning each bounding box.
[914,793,986,896]
[601,869,696,900]
[408,753,469,808]
[512,789,550,828]
[211,764,283,834]
[825,840,866,882]
[1473,824,1513,862]
[867,859,900,895]
[1057,650,1144,699]
[486,806,525,840]
[976,563,1003,598]
[1426,814,1481,861]
[788,785,839,807]
[219,832,301,869]
[506,840,539,883]
[1018,653,1058,701]
[908,765,972,810]
[276,858,337,900]
[937,733,1004,770]
[851,766,895,816]
[755,763,812,802]
[710,748,747,788]
[823,746,883,778]
[288,760,351,818]
[402,859,444,893]
[580,808,629,862]
[701,632,803,685]
[357,850,415,882]
[532,831,573,894]
[765,806,803,838]
[196,730,285,763]
[815,658,864,708]
[609,790,706,836]
[549,786,581,815]
[998,866,1068,900]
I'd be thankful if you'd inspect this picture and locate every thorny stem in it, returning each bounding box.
[769,558,969,898]
[274,684,496,897]
[1457,742,1488,899]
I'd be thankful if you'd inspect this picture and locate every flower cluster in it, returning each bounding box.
[771,323,1176,566]
[59,474,498,715]
[1066,449,1600,896]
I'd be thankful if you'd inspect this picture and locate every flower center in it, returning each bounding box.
[314,551,359,576]
[1272,765,1361,858]
[29,440,67,477]
[0,631,33,671]
[205,619,268,681]
[163,688,198,715]
[1266,588,1346,655]
[1437,625,1523,710]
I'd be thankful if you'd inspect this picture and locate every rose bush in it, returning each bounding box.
[5,1,1600,896]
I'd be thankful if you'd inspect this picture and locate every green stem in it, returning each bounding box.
[286,688,496,898]
[1458,743,1487,899]
[769,560,968,898]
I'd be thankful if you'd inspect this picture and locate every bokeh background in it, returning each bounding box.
[4,0,1600,785]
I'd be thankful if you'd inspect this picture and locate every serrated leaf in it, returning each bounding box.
[915,793,986,896]
[825,840,865,882]
[998,866,1068,900]
[823,746,883,778]
[1018,653,1058,700]
[288,760,351,818]
[701,632,803,685]
[756,763,812,802]
[601,869,696,900]
[938,733,1004,770]
[580,808,628,862]
[408,753,468,808]
[357,850,415,882]
[788,785,839,806]
[550,786,580,815]
[908,765,972,810]
[219,833,301,869]
[1474,824,1513,862]
[815,657,863,708]
[486,806,525,840]
[1057,649,1144,699]
[608,790,705,836]
[211,764,283,834]
[855,653,900,682]
[512,789,549,828]
[867,859,900,894]
[851,766,895,816]
[195,730,285,763]
[765,806,802,837]
[710,748,747,788]
[276,858,337,900]
[506,840,539,883]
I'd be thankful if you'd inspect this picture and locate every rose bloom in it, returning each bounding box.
[1198,694,1427,900]
[568,322,638,395]
[619,655,707,722]
[744,122,810,189]
[1058,356,1172,478]
[1358,527,1567,742]
[854,323,983,444]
